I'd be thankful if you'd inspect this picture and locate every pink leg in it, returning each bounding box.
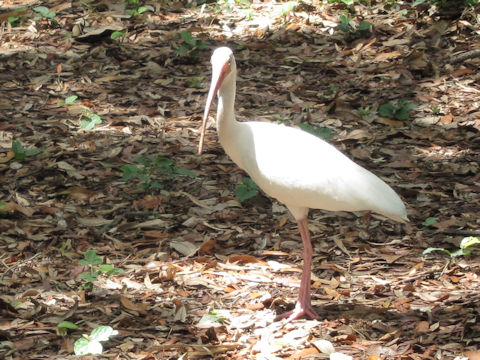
[275,218,318,321]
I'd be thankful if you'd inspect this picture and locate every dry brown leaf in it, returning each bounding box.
[120,295,148,315]
[228,254,264,264]
[67,186,96,202]
[143,230,169,239]
[133,195,167,210]
[324,286,340,298]
[376,117,404,126]
[374,51,403,62]
[1,202,34,217]
[198,238,216,255]
[440,113,453,124]
[464,350,480,360]
[0,151,15,163]
[414,321,430,334]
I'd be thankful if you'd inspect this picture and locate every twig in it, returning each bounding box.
[450,49,480,64]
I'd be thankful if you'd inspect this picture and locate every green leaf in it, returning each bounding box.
[236,177,259,203]
[0,202,6,215]
[412,0,428,6]
[65,95,78,105]
[358,21,372,32]
[8,16,19,24]
[33,6,50,16]
[150,181,163,189]
[89,113,102,123]
[137,6,148,14]
[198,308,229,325]
[98,264,114,273]
[394,107,410,121]
[80,249,103,265]
[422,217,438,227]
[79,272,99,282]
[460,236,480,249]
[378,103,395,117]
[198,41,210,50]
[175,167,197,178]
[25,146,44,157]
[106,267,125,276]
[80,120,94,131]
[180,31,195,46]
[58,321,79,330]
[90,325,119,342]
[74,337,103,355]
[80,113,102,131]
[298,123,332,141]
[422,247,450,256]
[153,156,173,168]
[12,140,25,158]
[175,44,190,55]
[111,31,125,40]
[450,249,469,257]
[121,164,140,181]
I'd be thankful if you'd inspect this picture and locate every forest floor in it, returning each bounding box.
[1,0,480,359]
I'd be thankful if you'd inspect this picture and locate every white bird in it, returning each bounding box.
[199,47,408,321]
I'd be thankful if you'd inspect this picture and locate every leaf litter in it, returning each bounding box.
[0,0,480,359]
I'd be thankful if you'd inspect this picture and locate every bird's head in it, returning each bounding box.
[198,47,236,155]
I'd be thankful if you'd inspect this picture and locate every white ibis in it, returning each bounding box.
[199,47,408,321]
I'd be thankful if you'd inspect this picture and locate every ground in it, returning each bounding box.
[1,0,480,359]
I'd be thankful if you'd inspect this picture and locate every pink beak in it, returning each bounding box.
[198,59,230,155]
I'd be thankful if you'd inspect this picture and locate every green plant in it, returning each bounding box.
[74,325,118,355]
[357,107,372,117]
[413,0,478,7]
[235,177,259,203]
[281,1,297,22]
[80,113,102,131]
[175,31,209,58]
[274,114,291,123]
[423,236,480,258]
[298,123,332,141]
[324,85,339,96]
[378,99,416,121]
[57,95,78,106]
[198,308,229,326]
[422,217,438,227]
[338,15,372,40]
[78,250,124,290]
[0,202,6,215]
[57,321,79,336]
[328,0,357,5]
[111,31,126,40]
[8,16,20,25]
[431,106,441,115]
[33,6,56,20]
[121,156,196,192]
[125,0,147,15]
[11,140,44,160]
[187,76,205,89]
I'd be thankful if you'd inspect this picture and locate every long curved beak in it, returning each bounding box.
[198,60,230,155]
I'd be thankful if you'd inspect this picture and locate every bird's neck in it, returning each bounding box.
[216,79,238,145]
[216,79,246,169]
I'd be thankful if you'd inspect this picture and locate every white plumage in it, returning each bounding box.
[199,47,408,321]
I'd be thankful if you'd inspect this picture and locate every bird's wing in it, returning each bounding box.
[237,121,406,220]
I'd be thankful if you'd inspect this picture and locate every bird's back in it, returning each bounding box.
[224,121,407,222]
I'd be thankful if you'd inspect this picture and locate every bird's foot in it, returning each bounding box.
[275,302,318,322]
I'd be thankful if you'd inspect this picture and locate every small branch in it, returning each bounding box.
[450,49,480,64]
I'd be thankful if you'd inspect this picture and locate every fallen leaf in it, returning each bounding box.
[120,295,148,315]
